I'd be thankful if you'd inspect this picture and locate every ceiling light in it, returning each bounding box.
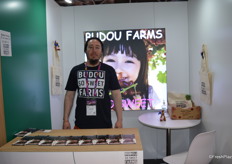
[6,1,22,9]
[65,0,72,4]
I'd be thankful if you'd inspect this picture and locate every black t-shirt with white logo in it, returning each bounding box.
[65,62,120,129]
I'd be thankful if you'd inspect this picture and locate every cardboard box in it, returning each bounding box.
[168,106,201,120]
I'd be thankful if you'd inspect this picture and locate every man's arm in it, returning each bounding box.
[63,91,76,129]
[111,89,123,128]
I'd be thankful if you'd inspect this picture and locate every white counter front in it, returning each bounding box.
[0,128,143,164]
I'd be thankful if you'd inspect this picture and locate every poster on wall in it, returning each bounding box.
[84,28,167,110]
[0,30,12,57]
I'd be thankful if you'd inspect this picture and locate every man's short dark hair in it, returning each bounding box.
[84,37,104,53]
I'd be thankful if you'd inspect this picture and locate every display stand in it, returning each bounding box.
[0,128,143,164]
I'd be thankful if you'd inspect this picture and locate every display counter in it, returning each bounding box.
[0,128,143,164]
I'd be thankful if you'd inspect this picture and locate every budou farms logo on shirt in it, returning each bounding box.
[77,70,105,98]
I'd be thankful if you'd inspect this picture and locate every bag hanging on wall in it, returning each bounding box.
[51,66,62,95]
[199,44,212,105]
[51,41,63,95]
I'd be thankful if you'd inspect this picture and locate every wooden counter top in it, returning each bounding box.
[0,128,142,152]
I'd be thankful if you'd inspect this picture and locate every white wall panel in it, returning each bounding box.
[46,0,64,129]
[188,0,232,163]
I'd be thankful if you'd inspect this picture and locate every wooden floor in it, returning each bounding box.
[144,159,167,164]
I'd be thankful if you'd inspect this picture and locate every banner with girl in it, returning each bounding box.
[84,28,167,110]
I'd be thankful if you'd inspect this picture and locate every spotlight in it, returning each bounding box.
[65,0,72,4]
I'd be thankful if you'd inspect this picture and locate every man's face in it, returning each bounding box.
[86,39,102,65]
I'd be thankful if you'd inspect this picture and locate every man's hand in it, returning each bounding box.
[63,91,75,129]
[114,120,123,128]
[111,89,123,128]
[63,120,71,129]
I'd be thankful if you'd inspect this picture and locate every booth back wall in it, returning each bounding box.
[0,0,51,141]
[60,2,189,159]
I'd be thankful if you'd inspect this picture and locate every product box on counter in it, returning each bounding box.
[168,105,201,120]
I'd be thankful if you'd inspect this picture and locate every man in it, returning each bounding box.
[63,37,123,129]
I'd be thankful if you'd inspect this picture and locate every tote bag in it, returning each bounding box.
[51,43,63,95]
[51,66,62,95]
[199,44,212,105]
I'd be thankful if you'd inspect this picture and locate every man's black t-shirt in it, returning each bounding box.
[65,62,120,129]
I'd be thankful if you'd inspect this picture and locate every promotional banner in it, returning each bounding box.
[84,28,167,110]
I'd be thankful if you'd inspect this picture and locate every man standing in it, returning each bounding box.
[63,37,123,129]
